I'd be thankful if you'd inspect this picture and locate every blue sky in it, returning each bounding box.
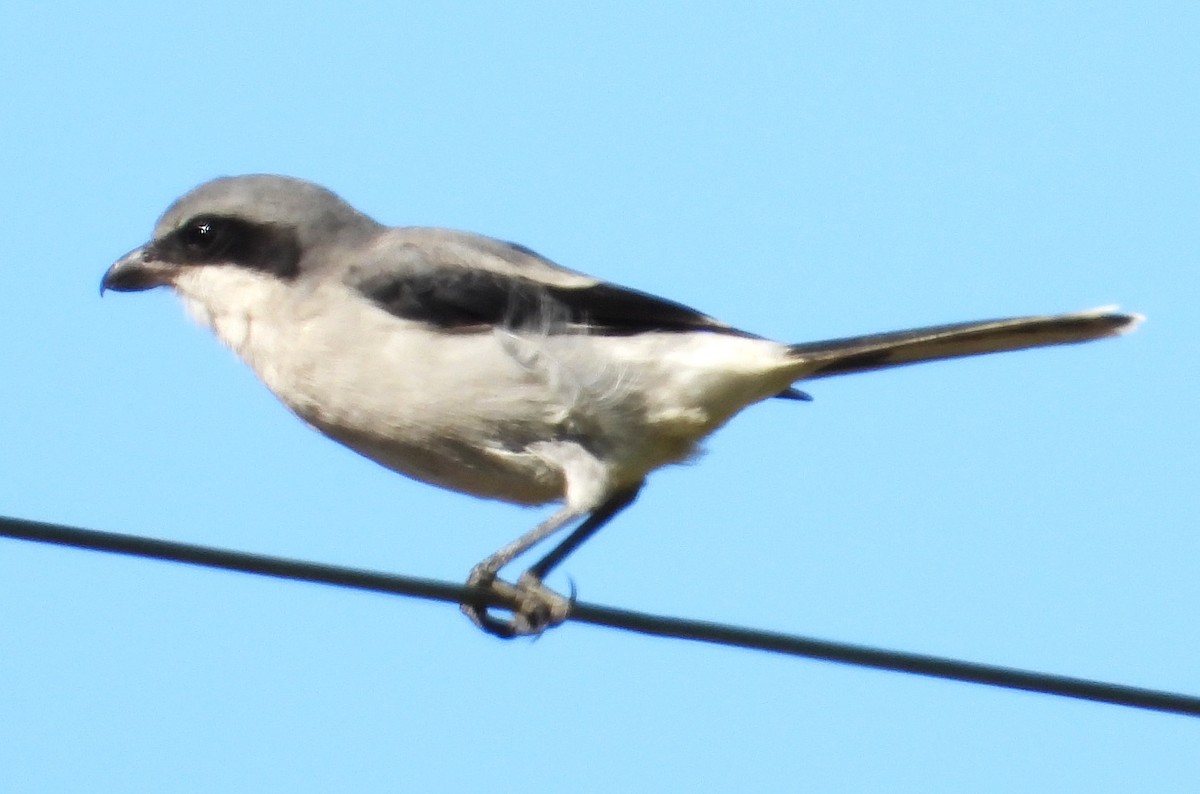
[2,3,1197,791]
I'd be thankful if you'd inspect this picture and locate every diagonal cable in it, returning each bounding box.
[2,514,1197,718]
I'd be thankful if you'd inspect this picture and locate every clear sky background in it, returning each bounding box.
[2,3,1197,791]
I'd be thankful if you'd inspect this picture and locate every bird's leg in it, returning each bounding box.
[527,484,641,580]
[462,484,642,638]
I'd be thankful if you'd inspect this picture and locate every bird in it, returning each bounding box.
[101,174,1142,637]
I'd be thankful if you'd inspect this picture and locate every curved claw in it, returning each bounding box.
[461,566,520,638]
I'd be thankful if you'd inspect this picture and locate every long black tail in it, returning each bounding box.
[787,306,1142,380]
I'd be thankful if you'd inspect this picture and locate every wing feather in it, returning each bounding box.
[348,228,748,337]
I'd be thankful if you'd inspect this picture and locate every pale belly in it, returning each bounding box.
[177,273,799,506]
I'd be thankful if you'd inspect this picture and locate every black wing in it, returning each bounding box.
[351,234,749,337]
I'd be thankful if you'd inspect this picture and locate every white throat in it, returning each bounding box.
[172,267,300,368]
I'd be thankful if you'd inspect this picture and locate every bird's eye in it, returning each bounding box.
[179,216,231,256]
[182,219,214,250]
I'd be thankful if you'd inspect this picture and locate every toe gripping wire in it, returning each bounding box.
[462,484,642,637]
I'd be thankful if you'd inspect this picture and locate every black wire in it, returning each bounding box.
[2,514,1197,719]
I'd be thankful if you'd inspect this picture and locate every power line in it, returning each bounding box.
[2,514,1197,719]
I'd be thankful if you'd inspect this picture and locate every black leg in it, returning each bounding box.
[527,482,643,580]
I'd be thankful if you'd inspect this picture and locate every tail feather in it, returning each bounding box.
[788,306,1142,381]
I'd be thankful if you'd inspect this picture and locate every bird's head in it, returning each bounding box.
[100,175,381,295]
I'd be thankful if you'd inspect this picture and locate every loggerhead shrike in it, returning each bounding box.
[101,175,1142,637]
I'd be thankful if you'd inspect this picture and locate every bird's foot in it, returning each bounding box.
[462,567,572,639]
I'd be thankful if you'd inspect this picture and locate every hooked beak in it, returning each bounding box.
[100,246,172,296]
